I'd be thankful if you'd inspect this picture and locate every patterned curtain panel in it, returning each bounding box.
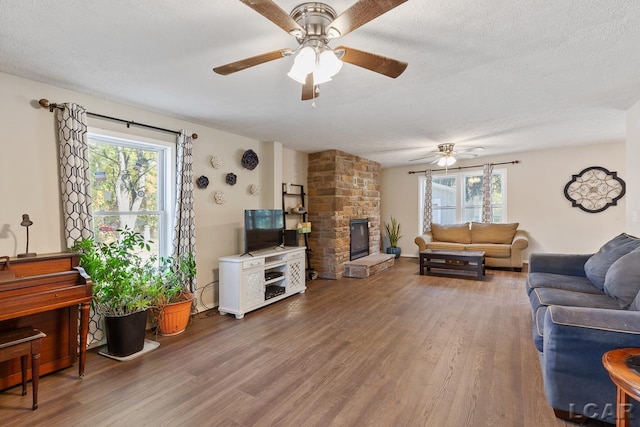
[482,163,494,223]
[173,130,197,293]
[56,104,103,348]
[423,170,433,232]
[57,104,94,248]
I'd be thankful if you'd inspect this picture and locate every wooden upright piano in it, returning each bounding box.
[0,253,92,390]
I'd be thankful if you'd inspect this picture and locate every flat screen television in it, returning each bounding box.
[244,209,285,253]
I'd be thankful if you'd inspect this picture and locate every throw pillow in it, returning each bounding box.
[585,233,640,290]
[605,248,640,309]
[470,222,519,244]
[431,223,471,244]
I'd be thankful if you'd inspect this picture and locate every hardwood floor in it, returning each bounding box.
[0,258,603,426]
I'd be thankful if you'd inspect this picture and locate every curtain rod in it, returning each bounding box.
[38,99,198,139]
[407,160,520,174]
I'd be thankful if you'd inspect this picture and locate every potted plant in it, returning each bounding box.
[150,253,197,336]
[72,227,156,357]
[385,216,403,259]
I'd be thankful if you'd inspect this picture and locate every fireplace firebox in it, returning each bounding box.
[350,219,369,261]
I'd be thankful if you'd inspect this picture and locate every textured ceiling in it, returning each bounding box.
[1,0,640,167]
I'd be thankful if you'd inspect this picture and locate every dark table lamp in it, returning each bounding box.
[18,214,37,258]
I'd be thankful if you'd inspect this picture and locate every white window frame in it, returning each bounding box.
[87,129,176,258]
[418,168,507,231]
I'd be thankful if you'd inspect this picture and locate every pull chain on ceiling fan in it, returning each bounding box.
[213,0,410,101]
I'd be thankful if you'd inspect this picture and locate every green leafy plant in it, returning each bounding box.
[385,216,402,247]
[71,227,156,316]
[149,252,197,306]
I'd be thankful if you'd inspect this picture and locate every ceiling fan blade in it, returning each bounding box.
[454,153,479,160]
[457,146,486,153]
[327,0,409,38]
[336,46,407,78]
[301,73,317,101]
[213,49,291,75]
[409,155,439,162]
[240,0,305,37]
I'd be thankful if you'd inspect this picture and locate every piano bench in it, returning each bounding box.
[0,327,46,410]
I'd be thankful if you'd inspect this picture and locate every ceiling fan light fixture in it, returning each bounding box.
[287,66,309,84]
[437,156,456,167]
[288,45,342,85]
[312,69,332,85]
[287,46,315,83]
[318,49,342,77]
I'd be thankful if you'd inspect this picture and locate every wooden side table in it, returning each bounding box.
[603,348,640,426]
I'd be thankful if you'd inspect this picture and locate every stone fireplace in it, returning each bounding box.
[307,150,381,279]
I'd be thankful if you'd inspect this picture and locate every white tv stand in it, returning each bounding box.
[218,246,306,319]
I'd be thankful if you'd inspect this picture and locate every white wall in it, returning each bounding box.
[627,99,640,237]
[381,141,627,259]
[0,71,307,310]
[282,147,308,188]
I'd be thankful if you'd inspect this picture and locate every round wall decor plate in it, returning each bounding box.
[241,149,259,170]
[226,173,237,185]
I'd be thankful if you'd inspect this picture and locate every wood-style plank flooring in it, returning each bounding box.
[0,258,601,426]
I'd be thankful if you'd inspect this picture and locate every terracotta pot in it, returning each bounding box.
[157,294,194,336]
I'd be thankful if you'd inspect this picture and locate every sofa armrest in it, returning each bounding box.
[542,306,640,421]
[529,253,591,276]
[548,305,640,333]
[512,230,529,250]
[414,232,433,252]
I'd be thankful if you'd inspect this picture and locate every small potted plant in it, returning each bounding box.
[385,216,402,259]
[72,227,155,357]
[150,253,196,336]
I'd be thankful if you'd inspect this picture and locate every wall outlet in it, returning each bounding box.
[633,210,639,223]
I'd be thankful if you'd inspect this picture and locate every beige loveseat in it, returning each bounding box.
[414,222,529,270]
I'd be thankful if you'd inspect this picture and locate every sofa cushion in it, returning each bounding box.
[470,222,519,244]
[529,288,619,316]
[584,233,640,290]
[465,243,511,258]
[604,248,640,309]
[527,272,602,296]
[430,223,471,244]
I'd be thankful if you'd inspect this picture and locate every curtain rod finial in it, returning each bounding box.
[192,133,198,140]
[38,98,59,112]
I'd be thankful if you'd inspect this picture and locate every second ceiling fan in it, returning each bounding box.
[213,0,410,101]
[410,143,485,167]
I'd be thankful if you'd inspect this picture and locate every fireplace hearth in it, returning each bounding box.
[350,219,369,261]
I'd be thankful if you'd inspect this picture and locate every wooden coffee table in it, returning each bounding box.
[419,249,486,280]
[603,348,640,426]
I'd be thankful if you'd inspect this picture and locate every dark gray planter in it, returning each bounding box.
[386,246,401,259]
[104,309,148,357]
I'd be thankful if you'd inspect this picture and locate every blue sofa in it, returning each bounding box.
[527,233,640,424]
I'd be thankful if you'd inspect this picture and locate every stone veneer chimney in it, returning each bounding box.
[307,150,381,279]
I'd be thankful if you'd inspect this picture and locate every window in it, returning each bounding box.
[88,131,175,259]
[420,169,506,228]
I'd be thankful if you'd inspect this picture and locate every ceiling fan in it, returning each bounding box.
[409,143,485,167]
[213,0,410,101]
